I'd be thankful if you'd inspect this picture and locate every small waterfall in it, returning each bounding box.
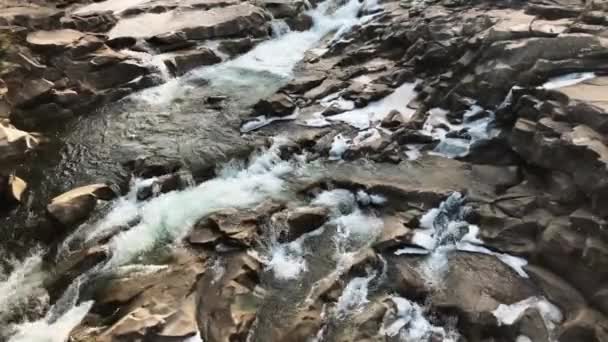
[395,192,530,281]
[380,297,460,341]
[270,19,291,38]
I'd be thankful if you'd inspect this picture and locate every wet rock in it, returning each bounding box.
[6,78,54,108]
[380,109,407,129]
[257,0,308,19]
[60,11,118,33]
[280,72,326,94]
[109,4,270,40]
[431,252,538,326]
[471,165,520,194]
[165,48,222,76]
[286,206,329,241]
[218,37,259,56]
[0,121,40,161]
[286,13,313,31]
[538,217,608,302]
[325,155,495,211]
[253,92,296,117]
[525,265,586,314]
[374,213,412,251]
[0,174,27,210]
[557,308,608,342]
[136,171,194,201]
[26,29,86,51]
[511,118,608,217]
[196,252,261,342]
[47,183,115,226]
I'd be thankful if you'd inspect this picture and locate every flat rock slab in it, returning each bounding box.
[26,29,86,48]
[74,0,238,15]
[559,76,608,112]
[322,155,496,209]
[108,3,268,39]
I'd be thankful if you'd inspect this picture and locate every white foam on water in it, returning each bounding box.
[422,106,497,159]
[399,192,530,281]
[8,300,94,342]
[492,297,563,332]
[330,83,417,130]
[270,19,291,38]
[0,251,47,320]
[381,296,459,341]
[130,0,367,105]
[105,142,297,267]
[198,0,364,79]
[334,210,383,241]
[334,274,375,319]
[516,336,533,342]
[329,134,351,160]
[541,72,596,90]
[312,189,357,215]
[183,332,204,342]
[265,242,308,280]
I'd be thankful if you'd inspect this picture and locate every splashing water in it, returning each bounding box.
[334,274,375,319]
[8,301,94,342]
[0,251,48,325]
[492,297,562,331]
[396,193,530,282]
[381,297,459,342]
[105,142,298,267]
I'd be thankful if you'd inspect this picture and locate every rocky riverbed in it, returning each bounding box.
[1,0,608,341]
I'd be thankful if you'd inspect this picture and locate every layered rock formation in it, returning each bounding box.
[2,0,608,342]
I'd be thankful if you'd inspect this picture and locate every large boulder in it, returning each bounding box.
[108,4,270,40]
[47,184,115,226]
[165,48,222,76]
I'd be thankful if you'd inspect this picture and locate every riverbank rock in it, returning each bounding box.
[47,183,115,226]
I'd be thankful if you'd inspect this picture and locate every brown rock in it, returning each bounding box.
[286,206,329,241]
[47,184,115,226]
[253,92,296,117]
[165,48,222,76]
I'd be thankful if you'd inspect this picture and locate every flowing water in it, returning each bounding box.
[1,0,579,340]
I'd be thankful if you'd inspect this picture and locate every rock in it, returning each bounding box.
[324,155,495,211]
[388,251,538,332]
[60,12,118,33]
[196,252,261,342]
[525,265,587,314]
[165,48,222,76]
[511,118,608,217]
[253,92,296,117]
[374,213,412,251]
[380,109,407,129]
[557,308,608,342]
[431,252,537,326]
[280,72,326,94]
[286,206,329,241]
[82,60,149,90]
[47,184,115,226]
[538,217,608,301]
[218,38,259,56]
[108,4,270,40]
[26,29,86,51]
[6,78,54,108]
[257,0,308,18]
[471,165,520,193]
[0,121,40,161]
[286,13,313,31]
[1,175,27,205]
[136,171,193,201]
